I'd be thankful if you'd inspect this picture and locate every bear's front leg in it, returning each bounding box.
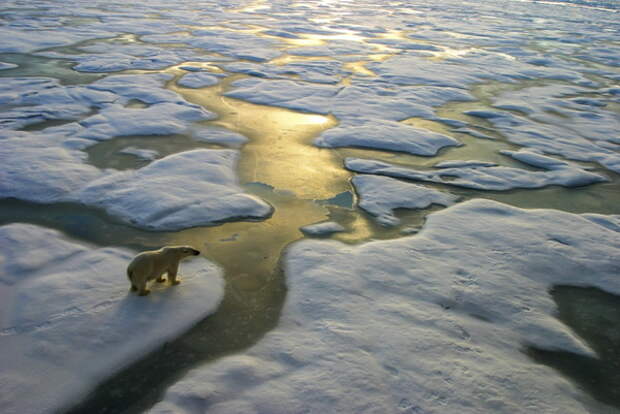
[137,281,150,296]
[167,265,180,285]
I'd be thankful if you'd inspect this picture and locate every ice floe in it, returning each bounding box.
[191,126,249,148]
[221,60,345,84]
[0,27,99,53]
[0,131,106,203]
[316,120,460,156]
[177,72,221,88]
[76,150,273,231]
[0,127,271,229]
[118,146,159,161]
[142,29,283,62]
[352,174,458,226]
[77,101,215,140]
[0,223,224,414]
[224,77,337,115]
[151,199,620,414]
[0,62,18,70]
[300,221,345,236]
[0,73,272,230]
[345,150,608,191]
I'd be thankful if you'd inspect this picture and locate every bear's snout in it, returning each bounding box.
[192,249,200,255]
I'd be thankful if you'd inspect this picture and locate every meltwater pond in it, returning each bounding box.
[0,0,619,413]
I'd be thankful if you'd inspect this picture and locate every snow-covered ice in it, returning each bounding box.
[224,77,337,115]
[300,221,345,236]
[177,72,221,88]
[316,121,461,156]
[0,72,271,231]
[151,199,620,414]
[0,131,272,229]
[345,150,608,191]
[0,62,18,70]
[76,150,273,231]
[352,174,458,226]
[0,223,225,414]
[118,146,159,160]
[191,126,249,148]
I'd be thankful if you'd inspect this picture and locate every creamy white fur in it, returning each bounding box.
[127,246,200,295]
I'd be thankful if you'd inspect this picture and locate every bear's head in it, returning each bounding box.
[164,245,201,257]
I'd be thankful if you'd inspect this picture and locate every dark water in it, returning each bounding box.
[527,285,620,408]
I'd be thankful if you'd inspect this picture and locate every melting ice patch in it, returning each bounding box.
[0,223,224,414]
[345,150,608,191]
[224,77,338,114]
[76,150,273,231]
[151,199,620,414]
[300,221,345,236]
[141,29,283,62]
[0,73,270,230]
[177,72,221,88]
[0,62,18,70]
[316,120,460,156]
[352,174,458,226]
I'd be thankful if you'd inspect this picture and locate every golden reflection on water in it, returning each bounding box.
[170,76,348,200]
[167,189,328,296]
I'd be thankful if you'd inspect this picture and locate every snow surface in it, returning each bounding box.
[0,223,225,414]
[352,174,458,226]
[151,199,620,414]
[316,121,461,156]
[345,150,608,191]
[0,73,271,230]
[300,221,345,236]
[76,150,273,231]
[191,126,249,148]
[177,72,221,88]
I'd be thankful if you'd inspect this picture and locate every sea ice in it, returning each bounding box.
[345,150,608,191]
[0,27,99,53]
[224,76,472,122]
[77,102,215,140]
[177,72,221,88]
[191,126,249,148]
[118,146,159,161]
[151,199,620,414]
[87,73,187,105]
[0,223,224,414]
[75,150,273,231]
[300,221,345,236]
[0,131,106,203]
[315,120,460,156]
[221,60,345,84]
[142,29,283,62]
[352,174,458,226]
[224,77,338,114]
[0,62,18,70]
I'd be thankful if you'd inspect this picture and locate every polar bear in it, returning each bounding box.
[127,245,200,296]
